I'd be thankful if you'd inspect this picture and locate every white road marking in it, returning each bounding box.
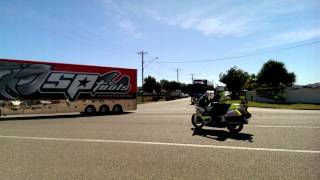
[1,135,319,154]
[247,125,320,129]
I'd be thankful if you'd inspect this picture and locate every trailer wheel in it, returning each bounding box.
[99,105,110,115]
[112,105,123,114]
[84,105,96,115]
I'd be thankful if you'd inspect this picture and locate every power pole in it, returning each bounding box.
[190,74,194,82]
[138,50,148,102]
[176,68,181,82]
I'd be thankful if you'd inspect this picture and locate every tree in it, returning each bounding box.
[143,76,157,93]
[168,81,181,91]
[155,82,161,94]
[256,60,295,87]
[245,74,257,90]
[180,83,191,94]
[219,67,250,98]
[160,79,170,92]
[160,79,182,91]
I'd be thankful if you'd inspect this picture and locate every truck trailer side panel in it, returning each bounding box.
[0,58,137,116]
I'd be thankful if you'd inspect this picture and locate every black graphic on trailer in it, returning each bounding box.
[0,63,131,101]
[0,63,51,100]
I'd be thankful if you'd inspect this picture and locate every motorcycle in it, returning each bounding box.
[191,98,251,133]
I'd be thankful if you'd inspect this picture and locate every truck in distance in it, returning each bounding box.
[0,58,137,116]
[190,79,214,104]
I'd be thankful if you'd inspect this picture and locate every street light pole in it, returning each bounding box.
[138,50,148,102]
[176,68,181,82]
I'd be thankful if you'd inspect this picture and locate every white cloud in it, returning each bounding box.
[139,0,317,37]
[101,0,125,17]
[140,3,260,37]
[193,17,254,36]
[245,28,320,50]
[101,0,319,39]
[272,29,320,43]
[180,18,198,29]
[117,18,143,38]
[101,0,143,38]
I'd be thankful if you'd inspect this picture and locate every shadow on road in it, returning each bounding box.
[191,128,254,142]
[0,112,132,121]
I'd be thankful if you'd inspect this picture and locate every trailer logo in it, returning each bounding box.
[40,71,130,101]
[0,63,131,101]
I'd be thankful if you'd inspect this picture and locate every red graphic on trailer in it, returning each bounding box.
[0,59,137,101]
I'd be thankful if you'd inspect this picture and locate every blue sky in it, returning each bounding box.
[1,0,319,86]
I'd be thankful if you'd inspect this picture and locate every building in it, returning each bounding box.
[246,83,320,104]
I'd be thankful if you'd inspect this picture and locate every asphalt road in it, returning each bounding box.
[0,98,319,180]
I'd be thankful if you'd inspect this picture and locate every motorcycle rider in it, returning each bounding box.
[197,89,223,108]
[197,91,210,107]
[210,89,226,122]
[212,89,222,103]
[192,89,251,132]
[197,89,225,123]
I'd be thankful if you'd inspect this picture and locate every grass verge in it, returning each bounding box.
[225,100,320,110]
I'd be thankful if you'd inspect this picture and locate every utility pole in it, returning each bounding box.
[190,74,194,82]
[138,50,148,102]
[176,68,181,82]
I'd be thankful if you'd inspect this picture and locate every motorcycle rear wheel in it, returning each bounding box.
[226,124,243,133]
[191,114,205,129]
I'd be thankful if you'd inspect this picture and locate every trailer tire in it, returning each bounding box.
[99,105,110,115]
[112,105,123,114]
[84,105,96,115]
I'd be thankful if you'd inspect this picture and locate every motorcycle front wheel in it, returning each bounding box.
[226,124,243,133]
[191,114,205,129]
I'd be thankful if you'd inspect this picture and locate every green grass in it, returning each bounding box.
[225,100,320,110]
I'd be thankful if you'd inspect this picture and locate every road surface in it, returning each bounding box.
[0,98,319,179]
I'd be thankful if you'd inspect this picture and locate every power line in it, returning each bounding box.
[46,13,125,50]
[144,54,159,69]
[144,57,196,82]
[18,8,131,54]
[34,8,126,50]
[146,66,168,78]
[153,40,320,64]
[144,54,214,83]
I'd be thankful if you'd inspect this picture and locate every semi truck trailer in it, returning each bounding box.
[190,79,214,104]
[0,58,137,116]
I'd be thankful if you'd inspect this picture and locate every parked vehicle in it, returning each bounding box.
[169,90,182,98]
[0,58,137,116]
[166,90,187,100]
[191,91,251,133]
